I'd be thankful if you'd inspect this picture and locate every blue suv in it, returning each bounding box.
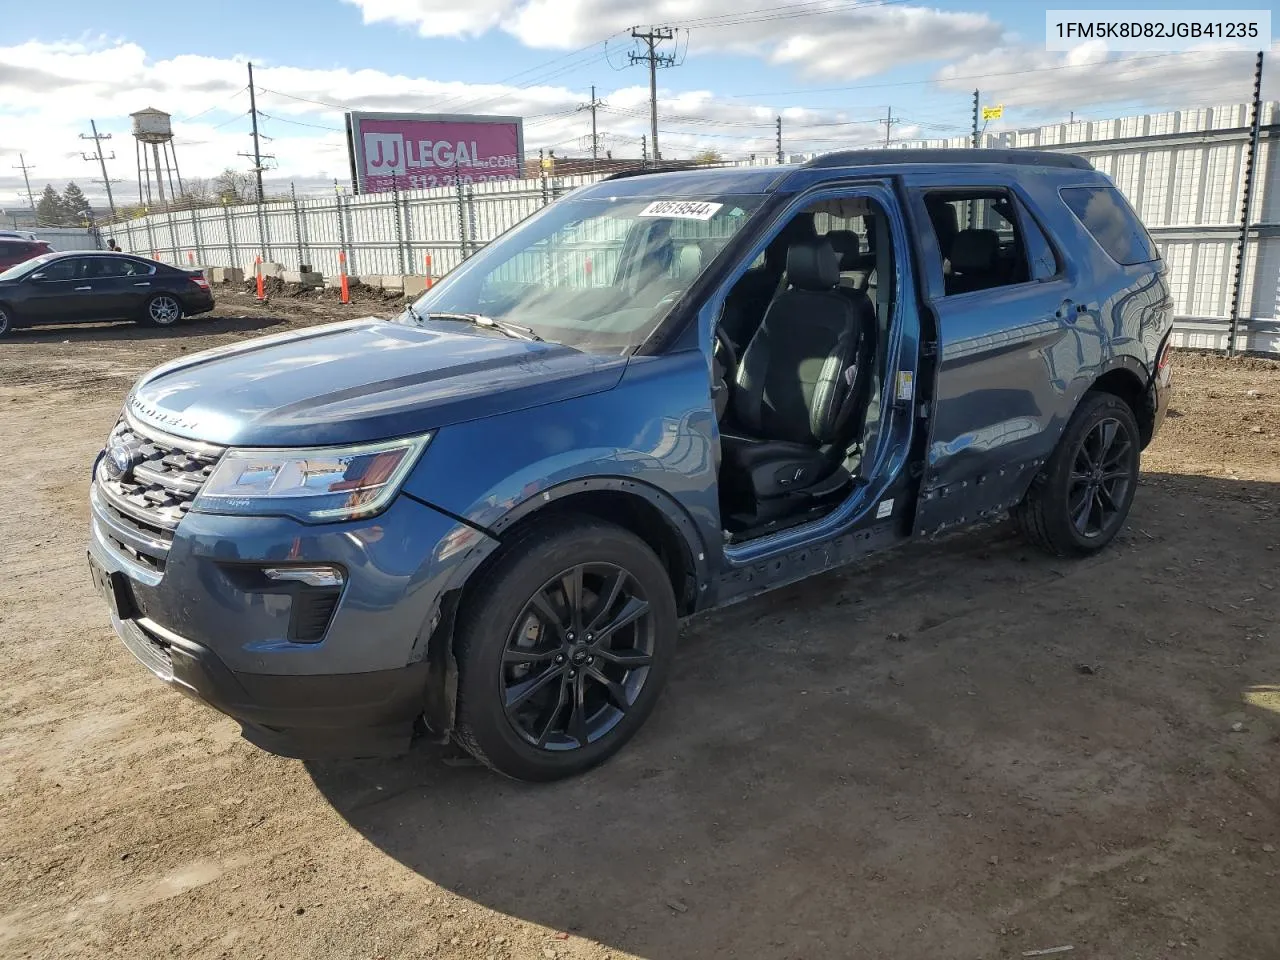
[88,150,1173,781]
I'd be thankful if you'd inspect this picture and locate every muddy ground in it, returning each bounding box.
[1,290,1278,960]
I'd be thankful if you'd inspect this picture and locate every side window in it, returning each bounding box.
[35,258,78,281]
[924,190,1034,296]
[1060,185,1159,265]
[1017,203,1060,281]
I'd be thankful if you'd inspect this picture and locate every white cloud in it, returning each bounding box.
[346,0,1003,79]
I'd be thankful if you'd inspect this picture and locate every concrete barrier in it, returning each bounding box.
[209,267,245,284]
[378,275,405,293]
[243,260,285,279]
[281,270,323,289]
[402,276,428,297]
[323,274,359,290]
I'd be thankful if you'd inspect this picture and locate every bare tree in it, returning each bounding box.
[212,168,254,204]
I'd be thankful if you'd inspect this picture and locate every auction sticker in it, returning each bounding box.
[638,200,724,220]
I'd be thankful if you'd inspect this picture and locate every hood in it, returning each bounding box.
[126,318,627,447]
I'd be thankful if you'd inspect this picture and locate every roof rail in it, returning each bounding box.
[599,162,703,182]
[802,148,1091,171]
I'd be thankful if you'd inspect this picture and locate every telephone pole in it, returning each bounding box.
[882,106,899,148]
[79,119,118,219]
[641,134,648,167]
[578,85,607,161]
[243,62,267,201]
[971,89,980,148]
[630,26,676,162]
[775,116,783,164]
[12,154,35,210]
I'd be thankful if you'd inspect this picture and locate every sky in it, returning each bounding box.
[1,0,1276,212]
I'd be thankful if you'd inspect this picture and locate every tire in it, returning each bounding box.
[1013,391,1141,557]
[140,293,183,327]
[453,517,679,782]
[0,304,12,338]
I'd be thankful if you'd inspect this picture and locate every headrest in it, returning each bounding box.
[786,238,840,291]
[949,229,999,271]
[766,213,818,271]
[825,230,861,270]
[675,243,703,279]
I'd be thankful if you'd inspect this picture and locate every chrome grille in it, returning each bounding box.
[92,417,224,572]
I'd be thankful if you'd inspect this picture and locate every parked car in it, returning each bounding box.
[88,150,1173,781]
[0,251,214,337]
[0,237,53,272]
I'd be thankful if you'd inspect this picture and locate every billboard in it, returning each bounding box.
[345,111,524,194]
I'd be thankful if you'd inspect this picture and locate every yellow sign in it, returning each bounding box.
[981,104,1004,121]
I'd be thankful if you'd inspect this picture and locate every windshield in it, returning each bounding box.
[401,193,768,353]
[0,252,55,281]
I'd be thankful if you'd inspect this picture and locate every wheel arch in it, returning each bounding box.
[415,477,710,742]
[1086,360,1154,447]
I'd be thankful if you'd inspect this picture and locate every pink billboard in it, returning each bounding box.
[345,112,525,194]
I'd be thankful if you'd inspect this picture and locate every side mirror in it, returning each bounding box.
[29,272,46,281]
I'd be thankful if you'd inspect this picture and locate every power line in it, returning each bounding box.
[177,87,249,123]
[630,27,678,161]
[677,0,910,29]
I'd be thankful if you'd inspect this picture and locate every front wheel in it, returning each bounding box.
[140,293,183,327]
[1013,391,1141,556]
[0,304,12,338]
[453,518,678,781]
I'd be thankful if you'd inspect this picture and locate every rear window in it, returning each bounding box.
[1059,185,1160,266]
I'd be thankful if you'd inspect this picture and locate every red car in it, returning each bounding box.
[0,238,53,271]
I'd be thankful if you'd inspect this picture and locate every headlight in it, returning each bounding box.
[193,433,432,522]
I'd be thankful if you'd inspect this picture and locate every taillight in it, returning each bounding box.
[1157,338,1173,373]
[189,275,210,290]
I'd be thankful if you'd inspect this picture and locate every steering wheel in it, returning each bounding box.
[713,326,739,384]
[711,326,739,421]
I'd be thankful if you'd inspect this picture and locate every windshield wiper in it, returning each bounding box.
[422,311,544,342]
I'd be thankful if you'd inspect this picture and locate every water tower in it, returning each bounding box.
[131,107,185,207]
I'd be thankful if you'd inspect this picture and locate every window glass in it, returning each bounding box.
[85,257,149,278]
[924,190,1033,296]
[1018,206,1060,281]
[1060,185,1160,265]
[35,258,79,281]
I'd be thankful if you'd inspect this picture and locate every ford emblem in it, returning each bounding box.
[104,435,141,481]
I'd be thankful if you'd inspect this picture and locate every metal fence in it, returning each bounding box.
[106,173,605,282]
[108,100,1280,354]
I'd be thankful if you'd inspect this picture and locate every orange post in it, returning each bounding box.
[338,251,350,305]
[187,251,195,266]
[255,255,265,301]
[424,253,433,289]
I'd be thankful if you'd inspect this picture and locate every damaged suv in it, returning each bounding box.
[88,150,1173,781]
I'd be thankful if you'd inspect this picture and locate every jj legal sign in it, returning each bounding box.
[344,112,525,194]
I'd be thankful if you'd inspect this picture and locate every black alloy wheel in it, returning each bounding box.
[502,562,656,751]
[1067,416,1134,540]
[452,518,678,781]
[0,305,11,337]
[1014,391,1141,556]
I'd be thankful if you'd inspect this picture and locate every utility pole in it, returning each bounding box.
[1227,50,1265,357]
[775,116,783,164]
[79,119,118,219]
[245,62,266,201]
[882,106,899,148]
[630,26,676,162]
[641,134,648,168]
[578,84,606,161]
[12,154,35,210]
[971,89,980,148]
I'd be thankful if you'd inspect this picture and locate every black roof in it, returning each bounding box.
[804,148,1090,170]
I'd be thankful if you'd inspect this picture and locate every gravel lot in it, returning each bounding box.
[1,290,1278,960]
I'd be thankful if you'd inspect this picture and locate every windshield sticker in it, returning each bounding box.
[638,200,724,221]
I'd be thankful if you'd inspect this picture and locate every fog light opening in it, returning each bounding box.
[263,565,346,588]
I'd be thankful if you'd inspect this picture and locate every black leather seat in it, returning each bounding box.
[721,238,877,514]
[946,228,1001,294]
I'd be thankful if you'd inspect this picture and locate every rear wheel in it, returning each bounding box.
[0,304,11,338]
[453,518,678,781]
[140,293,183,327]
[1014,391,1140,556]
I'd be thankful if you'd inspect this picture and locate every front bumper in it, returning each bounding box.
[89,488,497,758]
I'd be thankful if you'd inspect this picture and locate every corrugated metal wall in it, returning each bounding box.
[110,100,1280,353]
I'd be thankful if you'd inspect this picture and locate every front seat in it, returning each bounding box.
[720,238,877,515]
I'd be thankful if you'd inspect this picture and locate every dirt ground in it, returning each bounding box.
[1,290,1278,960]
